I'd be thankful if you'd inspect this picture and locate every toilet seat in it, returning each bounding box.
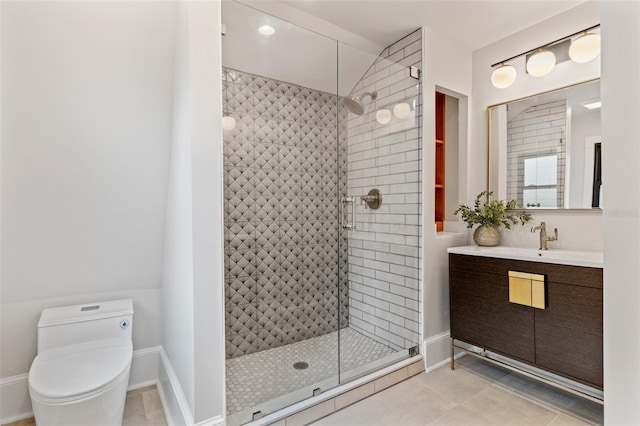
[29,337,132,404]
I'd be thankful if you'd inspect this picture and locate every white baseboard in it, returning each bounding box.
[154,349,225,426]
[196,415,225,426]
[421,330,469,373]
[158,347,195,426]
[0,373,32,424]
[129,346,163,390]
[423,330,451,371]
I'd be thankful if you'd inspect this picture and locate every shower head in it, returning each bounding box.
[343,91,378,115]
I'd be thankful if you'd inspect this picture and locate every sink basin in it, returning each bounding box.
[447,245,603,268]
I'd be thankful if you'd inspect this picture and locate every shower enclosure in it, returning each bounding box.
[222,3,422,424]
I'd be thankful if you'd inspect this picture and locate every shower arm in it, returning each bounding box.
[360,92,377,101]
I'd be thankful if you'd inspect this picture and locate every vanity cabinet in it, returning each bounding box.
[449,253,603,389]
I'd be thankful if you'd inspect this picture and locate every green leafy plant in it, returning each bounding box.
[453,191,532,229]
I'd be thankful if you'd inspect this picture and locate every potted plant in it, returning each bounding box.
[453,191,532,246]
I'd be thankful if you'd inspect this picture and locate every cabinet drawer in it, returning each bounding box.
[450,254,603,288]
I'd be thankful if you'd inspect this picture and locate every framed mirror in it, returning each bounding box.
[488,79,601,210]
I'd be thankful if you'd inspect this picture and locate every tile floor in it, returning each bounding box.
[5,356,604,426]
[311,356,604,425]
[4,385,167,426]
[227,327,398,415]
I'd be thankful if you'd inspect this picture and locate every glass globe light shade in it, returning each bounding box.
[526,50,556,77]
[222,116,236,131]
[491,64,517,89]
[569,32,601,63]
[376,109,391,124]
[393,102,411,119]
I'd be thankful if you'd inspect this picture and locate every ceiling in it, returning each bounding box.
[281,0,587,51]
[223,0,591,94]
[222,1,378,94]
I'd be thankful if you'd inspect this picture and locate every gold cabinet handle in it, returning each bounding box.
[509,271,546,309]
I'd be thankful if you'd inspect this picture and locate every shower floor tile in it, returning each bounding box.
[226,327,398,416]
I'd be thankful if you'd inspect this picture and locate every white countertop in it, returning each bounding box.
[448,245,604,268]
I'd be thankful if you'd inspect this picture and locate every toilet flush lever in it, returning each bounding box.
[81,305,100,312]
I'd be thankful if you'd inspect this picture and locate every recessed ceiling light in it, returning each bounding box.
[583,101,601,110]
[258,25,275,36]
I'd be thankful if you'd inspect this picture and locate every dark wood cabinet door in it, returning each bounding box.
[534,282,603,389]
[450,265,535,363]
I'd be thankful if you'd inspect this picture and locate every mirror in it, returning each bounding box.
[488,79,602,210]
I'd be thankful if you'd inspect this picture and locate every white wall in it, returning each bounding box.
[162,1,196,416]
[161,1,226,423]
[190,2,226,422]
[421,27,472,367]
[0,1,175,377]
[601,1,640,423]
[470,1,602,252]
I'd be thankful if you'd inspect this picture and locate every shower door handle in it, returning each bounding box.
[341,196,356,230]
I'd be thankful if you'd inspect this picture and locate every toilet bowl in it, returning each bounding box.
[28,300,134,426]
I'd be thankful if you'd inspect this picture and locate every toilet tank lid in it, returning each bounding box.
[38,299,133,328]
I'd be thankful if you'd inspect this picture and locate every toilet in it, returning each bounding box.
[28,299,134,426]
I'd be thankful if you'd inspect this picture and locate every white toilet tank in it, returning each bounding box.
[37,299,133,353]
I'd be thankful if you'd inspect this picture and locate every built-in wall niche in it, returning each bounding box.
[488,79,601,210]
[435,91,461,232]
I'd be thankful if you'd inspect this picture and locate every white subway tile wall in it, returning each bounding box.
[506,100,567,207]
[346,29,423,352]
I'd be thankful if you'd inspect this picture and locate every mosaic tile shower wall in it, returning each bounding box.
[223,68,348,359]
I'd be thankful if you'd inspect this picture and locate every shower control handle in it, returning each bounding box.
[341,196,356,230]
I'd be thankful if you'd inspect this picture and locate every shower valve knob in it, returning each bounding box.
[361,189,382,209]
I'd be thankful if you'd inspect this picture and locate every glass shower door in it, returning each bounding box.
[222,2,422,423]
[222,2,342,424]
[337,33,423,384]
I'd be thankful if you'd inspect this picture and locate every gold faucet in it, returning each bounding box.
[531,221,558,250]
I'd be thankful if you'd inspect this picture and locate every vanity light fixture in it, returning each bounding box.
[569,31,601,63]
[526,49,556,77]
[376,102,414,125]
[491,63,517,89]
[393,103,411,119]
[490,24,600,89]
[222,74,237,131]
[258,25,275,36]
[222,116,236,131]
[376,109,392,124]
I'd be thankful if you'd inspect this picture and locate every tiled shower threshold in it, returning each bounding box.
[251,356,424,426]
[226,328,418,426]
[227,352,410,426]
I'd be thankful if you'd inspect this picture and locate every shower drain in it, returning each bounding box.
[293,361,309,370]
